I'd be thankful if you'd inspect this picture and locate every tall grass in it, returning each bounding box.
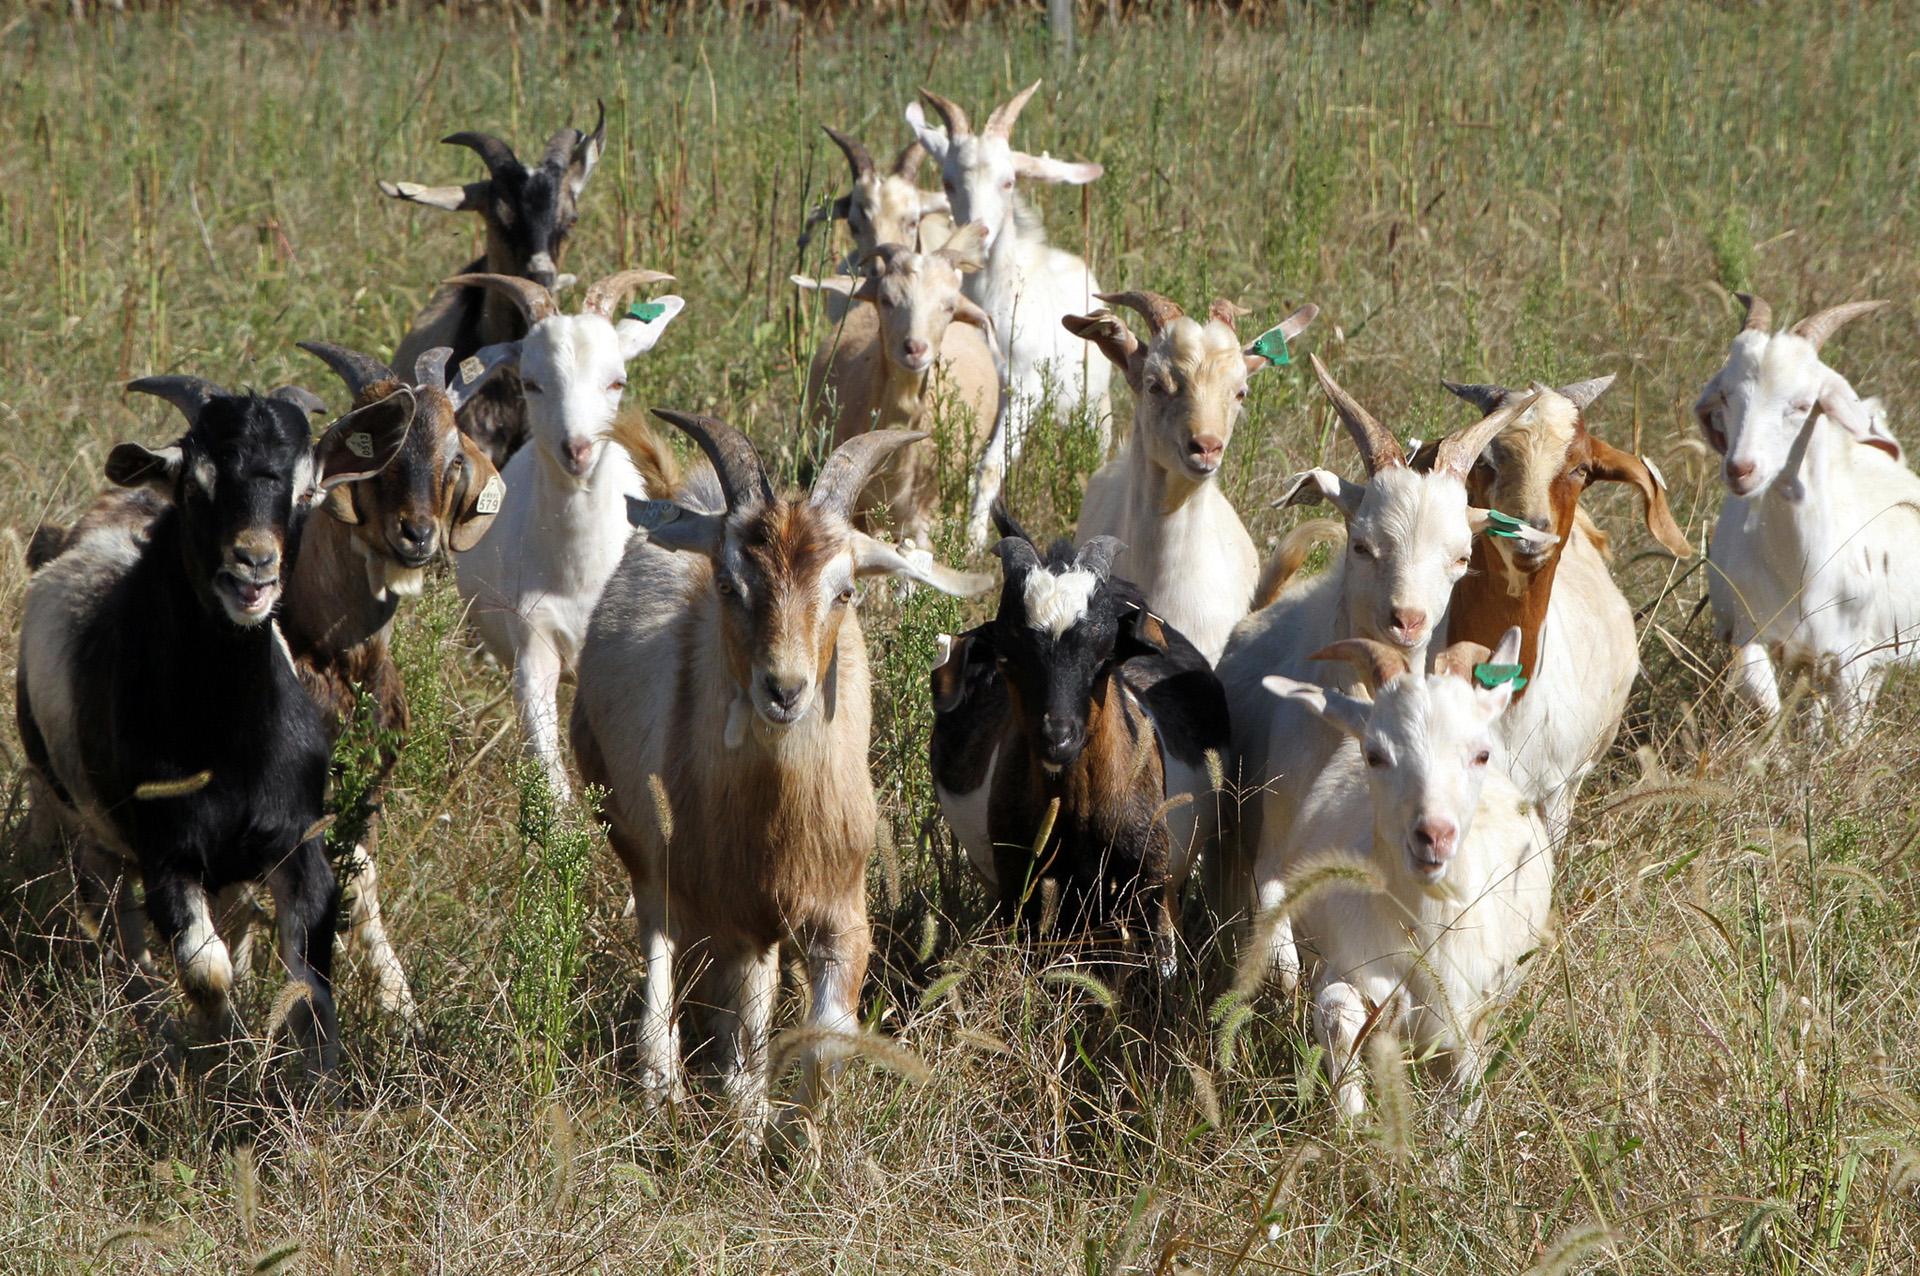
[0,4,1917,1272]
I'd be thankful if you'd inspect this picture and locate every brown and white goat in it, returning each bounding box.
[571,413,990,1138]
[383,104,606,467]
[1418,376,1690,831]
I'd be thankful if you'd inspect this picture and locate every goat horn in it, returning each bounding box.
[810,429,927,517]
[1308,638,1410,692]
[651,410,773,512]
[1310,354,1405,475]
[127,375,227,425]
[1791,299,1889,352]
[918,89,972,138]
[1430,639,1495,682]
[269,385,328,416]
[891,138,926,179]
[1736,291,1772,334]
[1431,388,1543,481]
[1439,379,1511,415]
[1208,299,1251,333]
[296,341,397,401]
[413,347,453,392]
[581,269,676,319]
[856,243,915,276]
[540,124,584,171]
[442,129,520,175]
[993,533,1042,578]
[984,80,1041,140]
[444,272,560,325]
[822,125,875,180]
[1075,535,1124,579]
[1555,373,1616,411]
[1097,290,1185,335]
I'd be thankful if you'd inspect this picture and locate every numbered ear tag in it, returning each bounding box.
[1247,326,1292,366]
[1473,662,1528,691]
[1484,509,1529,539]
[459,355,485,384]
[475,474,505,515]
[346,432,375,459]
[627,301,667,323]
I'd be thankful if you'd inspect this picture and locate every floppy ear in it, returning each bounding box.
[1273,468,1365,517]
[1116,605,1172,660]
[447,341,521,411]
[322,478,362,525]
[378,179,489,212]
[1012,153,1102,185]
[314,389,415,491]
[1262,675,1371,739]
[852,533,995,597]
[614,295,688,361]
[104,443,183,493]
[626,498,727,557]
[1818,372,1903,461]
[449,435,506,551]
[930,632,982,713]
[1585,436,1693,557]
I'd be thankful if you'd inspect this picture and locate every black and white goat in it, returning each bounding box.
[16,381,411,1069]
[930,511,1229,972]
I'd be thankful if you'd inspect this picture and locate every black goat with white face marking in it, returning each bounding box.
[930,509,1230,972]
[15,380,411,1075]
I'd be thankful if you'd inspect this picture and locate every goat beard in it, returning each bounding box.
[359,546,427,603]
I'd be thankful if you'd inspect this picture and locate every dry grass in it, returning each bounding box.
[2,4,1918,1272]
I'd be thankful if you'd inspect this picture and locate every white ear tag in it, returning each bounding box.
[346,432,374,459]
[459,355,485,385]
[475,474,506,515]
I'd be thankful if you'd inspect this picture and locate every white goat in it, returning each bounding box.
[1697,293,1920,738]
[905,82,1111,544]
[1067,292,1318,663]
[1261,629,1553,1123]
[448,269,686,799]
[1215,357,1544,986]
[793,223,1002,546]
[572,414,989,1139]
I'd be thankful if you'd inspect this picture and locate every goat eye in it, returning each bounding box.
[836,584,855,605]
[1235,386,1248,402]
[1351,541,1377,559]
[1570,465,1591,482]
[521,380,545,396]
[1472,750,1491,767]
[1454,554,1471,569]
[1365,751,1387,769]
[609,380,626,394]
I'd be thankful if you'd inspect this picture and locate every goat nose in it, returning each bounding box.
[903,338,930,361]
[230,539,277,574]
[1039,713,1083,760]
[1727,459,1757,485]
[1188,435,1225,465]
[1412,817,1458,862]
[566,439,594,474]
[397,517,433,547]
[762,674,806,713]
[1390,608,1428,640]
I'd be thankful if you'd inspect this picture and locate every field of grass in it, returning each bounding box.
[2,4,1919,1272]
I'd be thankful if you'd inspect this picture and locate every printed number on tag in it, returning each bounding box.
[459,355,485,384]
[475,475,505,515]
[346,432,375,459]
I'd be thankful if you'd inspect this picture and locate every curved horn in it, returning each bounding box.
[650,409,772,512]
[1430,639,1495,682]
[891,138,926,179]
[822,125,875,181]
[1075,535,1123,579]
[1310,353,1405,475]
[413,347,453,392]
[1736,291,1772,334]
[442,129,520,175]
[1555,373,1616,412]
[581,268,676,319]
[128,375,227,425]
[917,88,972,138]
[1431,388,1542,480]
[1097,290,1185,336]
[443,272,560,325]
[984,80,1041,140]
[810,429,927,517]
[540,125,584,171]
[993,533,1042,578]
[1791,299,1889,352]
[297,340,397,402]
[1439,379,1511,416]
[1308,637,1410,692]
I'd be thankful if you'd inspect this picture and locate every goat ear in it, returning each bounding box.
[615,295,687,361]
[1062,311,1142,390]
[447,341,521,411]
[940,222,990,270]
[1466,506,1559,551]
[1272,468,1364,518]
[902,102,950,159]
[314,389,414,492]
[953,296,994,333]
[627,498,726,557]
[1585,436,1693,557]
[322,480,361,526]
[104,443,183,492]
[1012,152,1102,185]
[448,436,506,551]
[378,179,489,212]
[567,101,606,199]
[930,632,982,713]
[794,274,862,301]
[1818,373,1903,461]
[1117,605,1171,660]
[1244,304,1319,375]
[852,533,996,597]
[1261,675,1371,739]
[919,190,952,220]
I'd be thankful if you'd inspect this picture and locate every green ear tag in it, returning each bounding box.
[1485,509,1529,539]
[1473,662,1528,691]
[1248,327,1291,366]
[626,301,667,323]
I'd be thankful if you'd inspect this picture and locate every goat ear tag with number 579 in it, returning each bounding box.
[346,432,375,459]
[475,474,506,516]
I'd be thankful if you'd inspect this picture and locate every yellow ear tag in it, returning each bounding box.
[475,474,506,515]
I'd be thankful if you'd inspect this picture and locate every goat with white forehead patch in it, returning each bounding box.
[1261,628,1553,1124]
[15,379,411,1071]
[1067,292,1318,663]
[571,413,990,1138]
[1695,293,1920,738]
[905,82,1111,545]
[1214,357,1544,989]
[1414,374,1691,834]
[448,269,686,800]
[793,223,1002,546]
[930,509,1228,974]
[382,103,607,467]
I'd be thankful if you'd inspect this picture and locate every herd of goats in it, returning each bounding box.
[13,80,1918,1143]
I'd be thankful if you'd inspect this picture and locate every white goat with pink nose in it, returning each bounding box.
[1696,293,1920,737]
[1261,627,1552,1124]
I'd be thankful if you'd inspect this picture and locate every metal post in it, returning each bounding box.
[1049,0,1076,68]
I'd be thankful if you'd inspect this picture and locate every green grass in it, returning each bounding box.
[2,4,1919,1272]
